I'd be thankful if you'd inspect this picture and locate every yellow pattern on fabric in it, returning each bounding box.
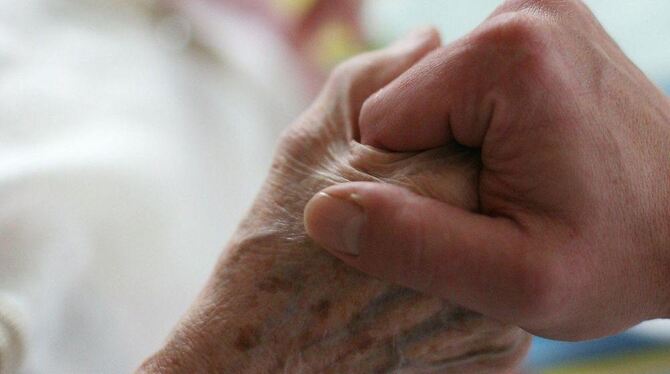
[309,22,366,69]
[272,0,318,19]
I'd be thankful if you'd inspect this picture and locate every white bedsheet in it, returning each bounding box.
[0,1,307,372]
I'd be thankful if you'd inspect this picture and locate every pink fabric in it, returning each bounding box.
[204,0,366,85]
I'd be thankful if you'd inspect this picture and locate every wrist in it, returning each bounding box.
[138,230,310,373]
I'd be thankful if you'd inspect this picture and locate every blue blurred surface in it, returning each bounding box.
[527,334,667,369]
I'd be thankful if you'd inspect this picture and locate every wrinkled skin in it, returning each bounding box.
[138,30,530,373]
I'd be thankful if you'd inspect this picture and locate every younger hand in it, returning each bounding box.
[305,0,670,340]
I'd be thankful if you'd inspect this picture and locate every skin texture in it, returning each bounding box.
[305,0,670,341]
[137,29,530,373]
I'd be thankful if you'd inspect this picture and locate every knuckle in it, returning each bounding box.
[275,122,314,159]
[274,126,302,158]
[329,56,367,87]
[501,0,583,14]
[276,124,301,147]
[471,11,553,79]
[475,11,547,51]
[326,53,379,99]
[329,59,357,83]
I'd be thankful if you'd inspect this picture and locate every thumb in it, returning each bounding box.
[304,182,543,323]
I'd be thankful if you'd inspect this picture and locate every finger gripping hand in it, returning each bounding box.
[233,29,529,372]
[140,27,531,374]
[318,0,670,341]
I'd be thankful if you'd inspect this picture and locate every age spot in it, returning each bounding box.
[257,276,291,293]
[311,299,332,320]
[235,325,261,352]
[354,332,374,351]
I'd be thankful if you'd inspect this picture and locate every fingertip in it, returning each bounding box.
[358,89,389,148]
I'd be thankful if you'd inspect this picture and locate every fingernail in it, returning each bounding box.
[304,192,365,256]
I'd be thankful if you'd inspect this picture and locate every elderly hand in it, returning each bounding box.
[138,29,530,373]
[305,0,670,341]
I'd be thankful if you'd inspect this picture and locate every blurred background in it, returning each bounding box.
[0,0,668,373]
